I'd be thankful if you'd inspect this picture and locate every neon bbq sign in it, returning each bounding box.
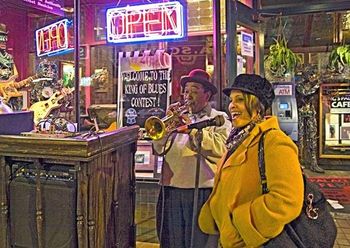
[106,2,185,43]
[35,19,73,57]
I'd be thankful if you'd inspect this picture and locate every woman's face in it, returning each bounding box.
[228,90,258,128]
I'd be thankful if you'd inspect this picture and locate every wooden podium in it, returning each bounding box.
[0,126,139,248]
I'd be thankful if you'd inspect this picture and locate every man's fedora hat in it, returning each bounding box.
[180,69,218,95]
[0,23,8,35]
[223,74,275,109]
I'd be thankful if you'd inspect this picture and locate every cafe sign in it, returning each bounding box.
[106,1,186,44]
[330,95,350,113]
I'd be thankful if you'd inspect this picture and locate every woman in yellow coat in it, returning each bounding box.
[198,74,304,247]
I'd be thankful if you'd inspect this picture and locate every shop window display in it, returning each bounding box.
[319,83,350,158]
[30,59,61,104]
[0,23,33,111]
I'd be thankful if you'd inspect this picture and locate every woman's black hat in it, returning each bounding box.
[223,74,275,109]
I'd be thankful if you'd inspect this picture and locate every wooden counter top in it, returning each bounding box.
[0,125,139,161]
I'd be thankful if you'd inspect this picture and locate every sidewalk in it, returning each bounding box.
[333,212,350,247]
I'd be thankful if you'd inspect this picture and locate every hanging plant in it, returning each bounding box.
[264,19,301,78]
[328,44,350,73]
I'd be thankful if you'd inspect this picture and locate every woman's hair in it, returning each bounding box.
[242,92,266,121]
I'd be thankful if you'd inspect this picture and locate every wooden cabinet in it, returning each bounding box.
[0,126,139,248]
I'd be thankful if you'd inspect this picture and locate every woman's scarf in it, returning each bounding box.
[224,122,256,161]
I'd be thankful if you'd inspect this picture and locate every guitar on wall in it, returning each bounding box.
[103,110,117,132]
[29,87,75,124]
[103,121,117,132]
[0,74,38,103]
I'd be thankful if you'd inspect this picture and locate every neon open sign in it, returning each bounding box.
[35,19,73,57]
[106,1,186,43]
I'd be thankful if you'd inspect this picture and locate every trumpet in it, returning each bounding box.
[145,101,191,140]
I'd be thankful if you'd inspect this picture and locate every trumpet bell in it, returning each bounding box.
[144,116,166,140]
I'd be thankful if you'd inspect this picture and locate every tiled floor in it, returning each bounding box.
[334,213,350,248]
[136,180,159,243]
[136,169,350,248]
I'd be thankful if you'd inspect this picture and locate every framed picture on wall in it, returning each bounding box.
[340,126,350,140]
[325,113,339,141]
[342,114,350,126]
[60,62,74,88]
[60,62,82,88]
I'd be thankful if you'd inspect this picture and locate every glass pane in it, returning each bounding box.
[264,14,334,48]
[0,0,78,120]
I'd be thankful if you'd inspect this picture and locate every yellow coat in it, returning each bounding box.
[198,116,304,247]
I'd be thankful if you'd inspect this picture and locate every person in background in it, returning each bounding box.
[0,23,30,111]
[199,74,304,247]
[152,69,231,248]
[0,23,18,83]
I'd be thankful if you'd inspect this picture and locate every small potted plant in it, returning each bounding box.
[264,18,301,81]
[264,35,301,80]
[328,43,350,73]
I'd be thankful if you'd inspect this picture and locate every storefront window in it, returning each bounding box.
[180,0,226,32]
[94,5,108,41]
[319,83,350,158]
[265,14,334,48]
[0,1,80,115]
[341,11,350,42]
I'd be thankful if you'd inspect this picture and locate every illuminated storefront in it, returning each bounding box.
[2,1,350,247]
[0,0,258,127]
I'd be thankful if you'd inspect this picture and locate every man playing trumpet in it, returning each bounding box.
[152,69,231,248]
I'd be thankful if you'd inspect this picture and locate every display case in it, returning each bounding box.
[319,83,350,158]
